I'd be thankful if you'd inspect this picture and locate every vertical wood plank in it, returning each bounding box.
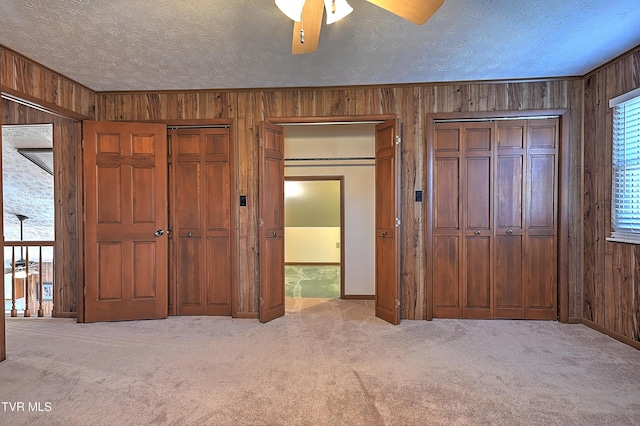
[583,75,597,321]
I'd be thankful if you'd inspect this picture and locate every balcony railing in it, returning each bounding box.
[4,241,55,317]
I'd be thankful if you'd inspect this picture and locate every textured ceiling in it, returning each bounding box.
[0,0,639,92]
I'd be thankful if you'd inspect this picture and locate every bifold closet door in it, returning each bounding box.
[433,122,493,319]
[171,128,232,316]
[493,121,526,319]
[432,118,558,320]
[462,124,493,319]
[523,119,559,320]
[493,119,558,319]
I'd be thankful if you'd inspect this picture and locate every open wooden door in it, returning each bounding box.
[83,121,168,322]
[375,119,401,324]
[259,122,285,323]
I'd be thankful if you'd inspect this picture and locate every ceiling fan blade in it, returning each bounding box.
[367,0,444,25]
[292,0,325,54]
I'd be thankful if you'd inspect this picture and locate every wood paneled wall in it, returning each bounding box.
[97,80,584,320]
[0,44,93,323]
[0,46,95,119]
[2,98,81,317]
[583,48,640,343]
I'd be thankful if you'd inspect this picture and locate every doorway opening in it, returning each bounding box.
[260,117,401,324]
[2,124,55,317]
[285,177,343,299]
[283,123,376,302]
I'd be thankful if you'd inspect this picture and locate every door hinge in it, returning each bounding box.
[396,299,400,307]
[395,218,401,227]
[395,135,401,145]
[259,297,263,306]
[259,137,263,147]
[259,218,264,227]
[81,139,85,149]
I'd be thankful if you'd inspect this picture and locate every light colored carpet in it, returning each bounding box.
[1,298,640,425]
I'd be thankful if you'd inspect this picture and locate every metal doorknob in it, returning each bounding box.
[475,231,481,235]
[507,229,513,235]
[273,232,277,237]
[154,229,164,237]
[187,232,192,237]
[382,231,387,237]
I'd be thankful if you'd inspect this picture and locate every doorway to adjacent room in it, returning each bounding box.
[284,177,343,299]
[283,123,377,301]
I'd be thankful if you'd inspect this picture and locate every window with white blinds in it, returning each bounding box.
[611,88,640,242]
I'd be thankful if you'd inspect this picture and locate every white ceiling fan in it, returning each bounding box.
[276,0,444,54]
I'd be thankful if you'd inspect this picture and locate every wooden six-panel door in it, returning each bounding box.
[259,122,285,323]
[170,127,233,316]
[375,119,401,325]
[83,121,168,322]
[432,118,558,320]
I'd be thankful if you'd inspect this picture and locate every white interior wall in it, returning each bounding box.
[284,124,375,296]
[285,227,341,263]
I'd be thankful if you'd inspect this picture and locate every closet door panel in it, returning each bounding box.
[433,123,462,318]
[465,157,491,230]
[177,236,203,313]
[464,236,492,318]
[525,119,559,319]
[205,236,232,315]
[433,236,462,317]
[495,155,523,230]
[462,123,492,319]
[526,235,556,319]
[434,158,460,230]
[494,234,524,318]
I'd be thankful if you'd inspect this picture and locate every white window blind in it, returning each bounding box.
[611,89,640,242]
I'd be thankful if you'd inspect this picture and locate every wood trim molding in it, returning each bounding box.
[424,109,571,322]
[268,115,395,124]
[233,312,259,319]
[149,118,232,126]
[424,113,435,321]
[581,319,640,351]
[53,312,77,318]
[343,295,375,300]
[557,109,571,323]
[428,109,569,121]
[75,121,85,323]
[1,88,91,121]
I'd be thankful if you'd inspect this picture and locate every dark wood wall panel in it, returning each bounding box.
[2,98,80,316]
[96,80,582,320]
[0,46,95,119]
[583,49,640,343]
[1,44,92,319]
